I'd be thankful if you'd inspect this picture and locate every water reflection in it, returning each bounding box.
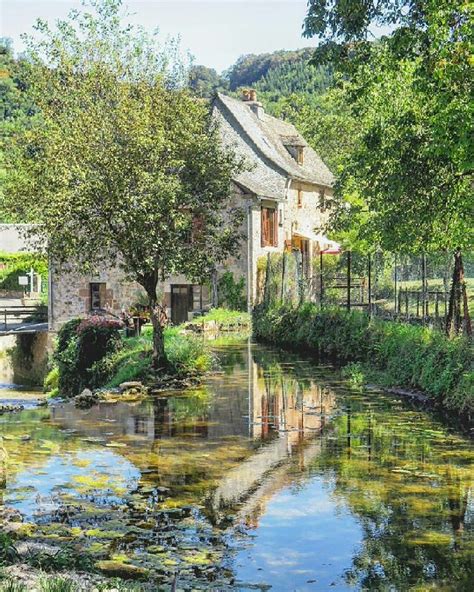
[0,341,472,591]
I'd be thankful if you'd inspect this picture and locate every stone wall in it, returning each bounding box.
[0,332,49,386]
[49,265,145,331]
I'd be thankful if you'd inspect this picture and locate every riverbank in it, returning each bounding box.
[253,303,473,423]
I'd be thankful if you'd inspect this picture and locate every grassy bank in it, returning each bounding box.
[102,325,213,389]
[185,308,251,332]
[45,318,213,398]
[253,303,473,420]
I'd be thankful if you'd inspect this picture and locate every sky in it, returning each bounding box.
[1,0,314,72]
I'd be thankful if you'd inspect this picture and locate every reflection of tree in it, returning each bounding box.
[311,411,473,590]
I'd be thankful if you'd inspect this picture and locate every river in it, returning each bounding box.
[0,340,472,591]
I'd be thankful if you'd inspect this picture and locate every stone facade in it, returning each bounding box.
[49,92,335,331]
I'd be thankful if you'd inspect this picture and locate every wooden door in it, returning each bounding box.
[171,285,191,325]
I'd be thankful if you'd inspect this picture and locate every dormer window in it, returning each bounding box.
[281,136,305,165]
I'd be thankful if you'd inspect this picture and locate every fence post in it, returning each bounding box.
[394,254,398,314]
[320,251,324,309]
[280,251,287,303]
[416,292,420,317]
[422,252,427,322]
[405,289,409,317]
[398,288,402,314]
[295,250,304,306]
[264,253,271,305]
[367,253,372,316]
[346,251,352,311]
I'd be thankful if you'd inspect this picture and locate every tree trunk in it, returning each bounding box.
[140,272,167,371]
[211,267,218,308]
[446,248,472,338]
[149,299,166,371]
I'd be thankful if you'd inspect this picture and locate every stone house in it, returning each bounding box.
[49,91,336,331]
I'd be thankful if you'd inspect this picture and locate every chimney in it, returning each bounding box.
[242,88,264,120]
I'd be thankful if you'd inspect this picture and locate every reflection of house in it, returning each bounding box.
[208,347,336,522]
[49,91,334,330]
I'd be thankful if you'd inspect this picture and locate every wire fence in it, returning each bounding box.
[256,250,473,334]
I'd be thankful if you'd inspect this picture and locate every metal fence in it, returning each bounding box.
[257,250,473,333]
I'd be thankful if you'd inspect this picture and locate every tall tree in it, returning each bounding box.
[303,1,473,334]
[0,38,37,222]
[4,0,244,368]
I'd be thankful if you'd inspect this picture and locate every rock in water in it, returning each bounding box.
[119,381,144,393]
[95,560,149,580]
[74,388,99,409]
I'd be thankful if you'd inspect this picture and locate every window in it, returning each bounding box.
[285,145,304,165]
[261,206,278,247]
[90,282,106,310]
[297,189,303,208]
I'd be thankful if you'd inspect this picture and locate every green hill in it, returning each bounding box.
[188,48,332,103]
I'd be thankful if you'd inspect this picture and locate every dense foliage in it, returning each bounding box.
[187,47,332,101]
[0,39,37,223]
[53,317,123,397]
[253,303,473,418]
[217,271,247,311]
[0,251,47,293]
[302,0,473,253]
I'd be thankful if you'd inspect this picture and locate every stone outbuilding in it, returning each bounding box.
[49,91,335,330]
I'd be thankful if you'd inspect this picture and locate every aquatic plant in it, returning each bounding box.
[0,578,27,592]
[0,534,19,566]
[38,576,77,592]
[342,362,365,388]
[26,545,94,573]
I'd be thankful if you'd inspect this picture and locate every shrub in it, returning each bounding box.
[165,328,213,377]
[101,327,212,388]
[194,308,251,329]
[0,534,18,566]
[44,366,59,393]
[0,252,48,293]
[38,576,77,592]
[54,317,123,396]
[218,271,246,311]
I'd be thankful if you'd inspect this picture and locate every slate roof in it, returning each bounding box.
[215,93,335,191]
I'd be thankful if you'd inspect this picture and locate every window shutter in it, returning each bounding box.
[261,207,268,246]
[272,209,278,246]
